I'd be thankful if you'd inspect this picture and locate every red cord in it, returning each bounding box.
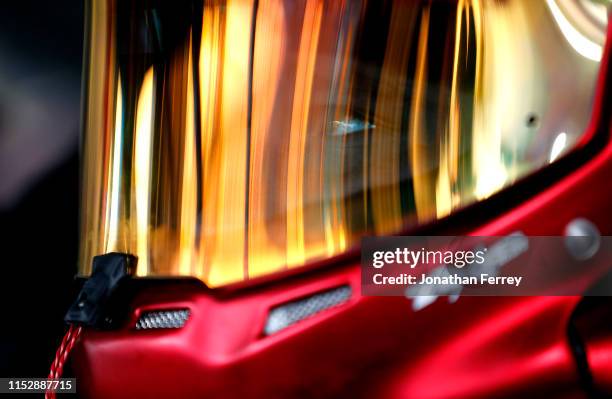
[45,324,82,399]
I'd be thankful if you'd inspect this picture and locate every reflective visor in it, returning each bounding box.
[79,0,608,287]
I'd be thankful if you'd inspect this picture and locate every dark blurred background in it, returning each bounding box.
[0,1,84,376]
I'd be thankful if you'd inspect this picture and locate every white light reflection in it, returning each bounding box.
[550,132,567,163]
[106,74,123,252]
[546,0,603,62]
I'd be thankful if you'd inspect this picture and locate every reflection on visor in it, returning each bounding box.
[79,0,608,287]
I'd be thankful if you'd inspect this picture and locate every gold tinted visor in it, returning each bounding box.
[80,0,608,287]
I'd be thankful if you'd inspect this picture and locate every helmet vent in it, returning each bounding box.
[264,285,352,336]
[135,309,190,330]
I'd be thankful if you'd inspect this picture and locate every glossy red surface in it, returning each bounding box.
[72,125,612,398]
[71,11,612,399]
[589,337,612,393]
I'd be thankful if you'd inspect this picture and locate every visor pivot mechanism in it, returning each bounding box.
[46,253,136,399]
[65,252,137,328]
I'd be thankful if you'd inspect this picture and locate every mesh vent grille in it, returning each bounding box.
[135,309,190,330]
[264,285,352,335]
